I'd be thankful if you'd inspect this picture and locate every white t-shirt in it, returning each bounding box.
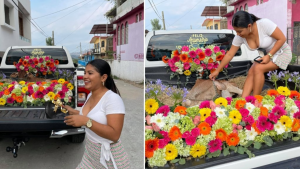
[232,18,286,61]
[80,90,125,143]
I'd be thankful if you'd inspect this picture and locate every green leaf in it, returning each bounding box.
[244,141,254,148]
[240,121,246,126]
[283,133,288,139]
[170,159,179,163]
[292,137,300,141]
[154,132,163,139]
[237,146,245,154]
[288,132,293,138]
[223,147,230,156]
[179,158,186,165]
[229,146,237,152]
[245,150,254,158]
[263,136,273,146]
[254,142,262,149]
[207,154,212,159]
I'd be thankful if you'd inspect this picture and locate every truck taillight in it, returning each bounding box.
[77,76,89,107]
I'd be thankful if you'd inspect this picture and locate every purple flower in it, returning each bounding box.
[156,105,170,117]
[205,111,217,126]
[199,100,210,109]
[208,139,222,153]
[191,128,200,137]
[7,97,14,104]
[205,48,212,56]
[189,51,197,58]
[256,116,272,132]
[186,136,196,146]
[245,96,256,104]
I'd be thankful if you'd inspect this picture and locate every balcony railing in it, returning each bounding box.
[20,35,30,43]
[227,0,237,6]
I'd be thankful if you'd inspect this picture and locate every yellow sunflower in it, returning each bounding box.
[190,144,206,158]
[229,110,242,124]
[67,83,74,90]
[214,97,228,107]
[47,92,55,100]
[0,98,6,106]
[145,99,159,115]
[279,115,292,129]
[277,86,291,96]
[22,87,28,94]
[165,144,178,161]
[58,78,65,84]
[184,70,191,76]
[19,81,26,85]
[199,108,211,122]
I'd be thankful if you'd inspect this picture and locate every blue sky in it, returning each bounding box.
[30,0,113,54]
[145,0,224,31]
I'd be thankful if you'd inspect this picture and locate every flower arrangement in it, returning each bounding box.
[162,45,229,83]
[0,78,74,108]
[267,70,300,91]
[13,49,59,77]
[145,79,300,168]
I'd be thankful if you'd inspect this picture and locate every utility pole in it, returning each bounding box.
[52,31,54,45]
[190,25,192,29]
[80,42,82,55]
[162,11,166,30]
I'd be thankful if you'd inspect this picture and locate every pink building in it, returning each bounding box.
[223,0,300,54]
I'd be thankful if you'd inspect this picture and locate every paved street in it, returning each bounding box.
[0,79,144,169]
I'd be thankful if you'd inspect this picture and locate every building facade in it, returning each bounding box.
[202,18,221,30]
[0,0,31,57]
[90,36,107,59]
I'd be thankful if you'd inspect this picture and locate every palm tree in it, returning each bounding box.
[46,37,54,46]
[151,19,162,31]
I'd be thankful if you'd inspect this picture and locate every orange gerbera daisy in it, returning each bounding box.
[55,60,59,65]
[38,86,44,92]
[208,58,214,63]
[13,62,17,66]
[180,54,188,63]
[292,119,300,132]
[260,107,269,118]
[51,80,58,83]
[34,60,39,65]
[174,106,187,115]
[11,93,17,99]
[188,57,193,63]
[41,82,47,85]
[145,138,159,158]
[16,96,23,103]
[46,62,51,67]
[40,64,44,68]
[162,55,169,63]
[32,93,36,99]
[42,72,47,75]
[216,54,224,61]
[4,89,10,95]
[19,58,23,63]
[226,133,240,146]
[172,50,180,56]
[169,126,182,141]
[0,82,3,86]
[290,91,300,100]
[252,121,262,134]
[27,82,34,86]
[198,52,205,61]
[54,94,60,100]
[215,128,227,141]
[235,100,246,110]
[63,81,69,85]
[267,89,279,97]
[254,95,263,103]
[50,62,55,68]
[210,69,216,74]
[198,122,211,135]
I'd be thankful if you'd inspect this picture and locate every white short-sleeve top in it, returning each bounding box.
[232,18,286,58]
[80,90,125,143]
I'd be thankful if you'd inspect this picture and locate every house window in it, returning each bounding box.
[207,26,209,30]
[236,8,238,12]
[19,12,24,36]
[257,0,259,5]
[261,0,263,4]
[210,26,213,29]
[139,12,142,22]
[136,14,139,23]
[240,6,243,11]
[245,4,248,12]
[101,41,105,47]
[125,22,128,44]
[117,26,120,46]
[4,5,10,25]
[121,24,124,45]
[215,24,218,30]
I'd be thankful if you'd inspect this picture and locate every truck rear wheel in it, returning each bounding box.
[69,133,85,143]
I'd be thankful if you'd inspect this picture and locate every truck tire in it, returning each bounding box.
[70,133,85,143]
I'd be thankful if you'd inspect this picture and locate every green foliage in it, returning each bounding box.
[151,18,162,31]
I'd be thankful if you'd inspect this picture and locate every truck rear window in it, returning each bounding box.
[146,33,242,61]
[5,48,69,65]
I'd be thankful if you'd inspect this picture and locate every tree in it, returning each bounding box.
[219,0,229,5]
[151,19,162,31]
[46,37,54,46]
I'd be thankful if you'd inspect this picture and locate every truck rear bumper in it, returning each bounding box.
[50,128,85,138]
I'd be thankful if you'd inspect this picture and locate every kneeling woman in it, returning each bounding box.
[63,59,130,169]
[209,11,292,97]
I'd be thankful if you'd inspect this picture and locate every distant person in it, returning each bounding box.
[63,59,130,169]
[209,11,292,97]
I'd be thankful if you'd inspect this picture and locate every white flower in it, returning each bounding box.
[215,107,226,118]
[274,122,286,135]
[263,104,273,111]
[27,96,34,103]
[14,84,21,89]
[150,114,165,128]
[245,127,258,140]
[32,84,39,89]
[33,69,37,73]
[176,69,183,75]
[43,94,50,101]
[289,106,299,115]
[197,67,203,72]
[67,90,73,96]
[246,103,255,113]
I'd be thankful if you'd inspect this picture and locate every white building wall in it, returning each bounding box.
[116,0,143,18]
[0,0,31,57]
[107,60,144,82]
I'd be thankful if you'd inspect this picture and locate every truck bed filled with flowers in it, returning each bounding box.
[145,77,300,168]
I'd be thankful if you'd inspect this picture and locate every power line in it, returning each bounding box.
[11,0,49,38]
[32,0,89,19]
[55,0,106,45]
[168,0,203,27]
[31,0,93,33]
[148,0,162,19]
[151,0,160,16]
[145,0,168,10]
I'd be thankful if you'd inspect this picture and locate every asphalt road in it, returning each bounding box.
[0,79,144,169]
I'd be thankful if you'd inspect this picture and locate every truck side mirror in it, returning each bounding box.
[73,63,78,67]
[0,57,2,65]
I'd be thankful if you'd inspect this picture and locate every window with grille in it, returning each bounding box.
[125,22,128,44]
[4,5,10,25]
[215,24,218,30]
[117,26,120,46]
[139,12,142,22]
[121,24,124,45]
[261,0,263,4]
[101,41,105,47]
[257,0,259,5]
[240,6,243,11]
[136,14,139,23]
[245,4,248,12]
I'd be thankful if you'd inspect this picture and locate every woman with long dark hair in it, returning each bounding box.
[209,11,292,97]
[63,59,130,169]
